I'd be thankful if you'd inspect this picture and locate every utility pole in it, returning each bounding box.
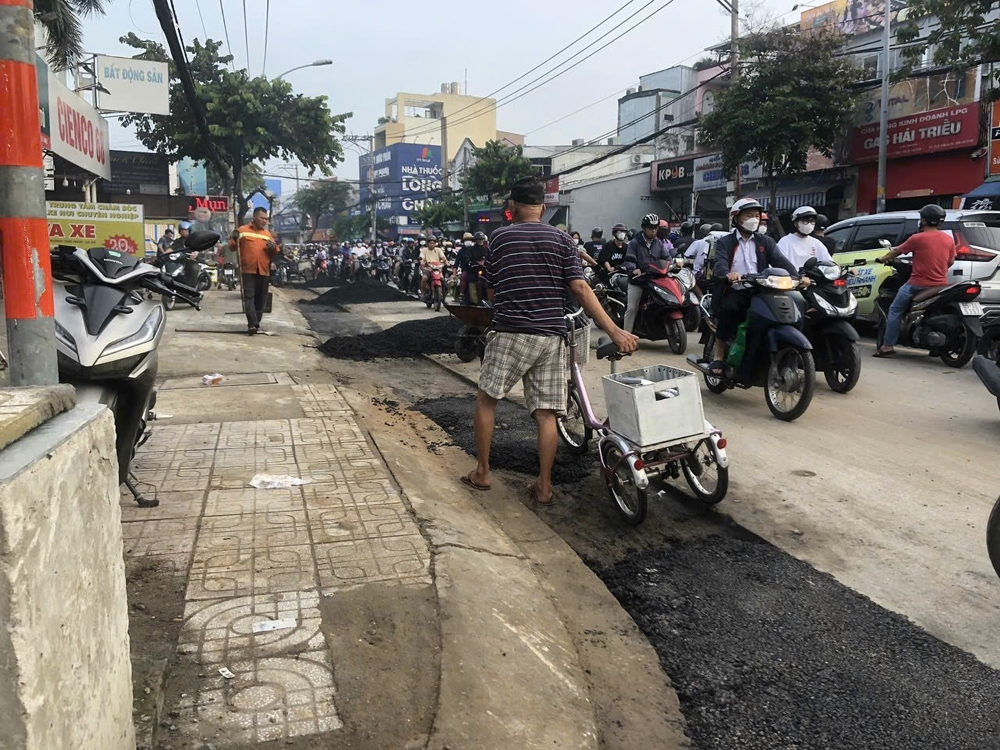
[730,0,742,204]
[0,1,59,385]
[440,116,450,195]
[345,134,376,240]
[876,0,892,214]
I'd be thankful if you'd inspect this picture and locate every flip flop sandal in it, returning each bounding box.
[530,483,554,506]
[708,360,726,376]
[460,472,491,491]
[872,350,896,358]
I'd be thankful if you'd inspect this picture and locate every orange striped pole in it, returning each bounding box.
[0,0,58,385]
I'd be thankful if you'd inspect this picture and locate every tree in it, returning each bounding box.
[898,1,1000,96]
[331,214,388,242]
[412,194,464,231]
[461,140,537,204]
[118,34,350,223]
[295,180,352,240]
[36,0,107,71]
[699,27,863,211]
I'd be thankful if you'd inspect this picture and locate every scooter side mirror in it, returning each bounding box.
[803,257,819,270]
[185,230,221,253]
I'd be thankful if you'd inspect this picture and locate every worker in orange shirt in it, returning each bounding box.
[230,206,277,334]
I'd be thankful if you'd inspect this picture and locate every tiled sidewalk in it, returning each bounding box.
[121,384,431,746]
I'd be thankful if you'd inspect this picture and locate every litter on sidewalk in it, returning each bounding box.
[218,667,235,679]
[201,373,225,386]
[251,618,297,634]
[249,473,310,489]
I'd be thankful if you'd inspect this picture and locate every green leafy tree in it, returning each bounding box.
[461,140,537,204]
[295,180,352,240]
[118,34,350,224]
[898,1,1000,96]
[36,0,106,71]
[412,195,464,231]
[331,214,388,242]
[699,27,863,210]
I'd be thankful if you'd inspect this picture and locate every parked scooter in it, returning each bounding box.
[219,262,238,291]
[688,268,816,421]
[800,257,863,393]
[51,232,211,507]
[875,258,983,367]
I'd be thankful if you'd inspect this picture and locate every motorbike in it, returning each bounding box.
[154,247,204,310]
[800,257,863,393]
[688,268,817,421]
[51,232,210,507]
[220,262,237,291]
[196,261,212,292]
[672,262,702,333]
[270,257,289,287]
[619,262,691,354]
[375,257,392,283]
[423,262,445,312]
[875,258,983,368]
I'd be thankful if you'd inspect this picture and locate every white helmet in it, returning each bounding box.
[730,198,764,220]
[791,206,818,222]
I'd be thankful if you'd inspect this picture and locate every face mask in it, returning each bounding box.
[576,238,583,246]
[797,222,815,235]
[420,241,426,246]
[740,218,760,233]
[615,231,626,241]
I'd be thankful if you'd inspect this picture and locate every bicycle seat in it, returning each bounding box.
[596,336,620,360]
[912,285,949,303]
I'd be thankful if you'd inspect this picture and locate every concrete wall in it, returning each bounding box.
[0,404,134,750]
[565,170,652,234]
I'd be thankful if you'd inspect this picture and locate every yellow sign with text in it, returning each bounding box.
[47,201,145,254]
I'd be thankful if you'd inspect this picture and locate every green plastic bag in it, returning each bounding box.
[726,319,750,368]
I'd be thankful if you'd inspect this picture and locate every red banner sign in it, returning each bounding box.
[544,177,560,207]
[989,104,1000,177]
[851,103,980,164]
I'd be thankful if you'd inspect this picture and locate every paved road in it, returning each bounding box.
[422,324,1000,669]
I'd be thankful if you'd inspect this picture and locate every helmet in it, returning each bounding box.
[462,232,474,241]
[710,223,724,232]
[919,204,946,226]
[591,227,603,238]
[658,219,669,228]
[791,206,818,222]
[473,231,486,241]
[815,214,830,230]
[612,223,627,234]
[641,213,660,228]
[179,221,192,231]
[698,223,712,238]
[730,198,764,223]
[680,221,694,235]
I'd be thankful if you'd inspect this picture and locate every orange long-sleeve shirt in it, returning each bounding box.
[231,224,276,275]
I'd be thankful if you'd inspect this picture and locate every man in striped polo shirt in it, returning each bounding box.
[462,177,637,505]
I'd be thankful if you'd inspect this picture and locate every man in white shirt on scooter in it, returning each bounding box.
[777,206,834,271]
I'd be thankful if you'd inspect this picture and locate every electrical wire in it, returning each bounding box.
[396,0,655,141]
[218,0,237,70]
[262,0,270,76]
[242,0,251,73]
[193,0,208,38]
[524,87,630,136]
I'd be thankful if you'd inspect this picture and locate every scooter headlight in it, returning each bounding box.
[54,319,77,353]
[101,306,164,359]
[765,275,796,290]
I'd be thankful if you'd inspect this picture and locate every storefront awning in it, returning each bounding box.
[748,180,846,212]
[962,179,1000,208]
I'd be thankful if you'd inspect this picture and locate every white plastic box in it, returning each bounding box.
[602,364,705,448]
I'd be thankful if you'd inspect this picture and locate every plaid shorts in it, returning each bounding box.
[479,331,568,415]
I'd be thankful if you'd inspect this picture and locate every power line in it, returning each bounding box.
[242,0,250,73]
[396,0,652,141]
[193,0,208,37]
[525,87,630,136]
[262,0,270,76]
[218,0,236,70]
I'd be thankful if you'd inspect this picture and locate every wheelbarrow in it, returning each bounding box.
[444,302,493,363]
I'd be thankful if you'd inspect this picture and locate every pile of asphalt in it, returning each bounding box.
[306,281,410,306]
[319,316,458,361]
[413,395,596,486]
[593,535,1000,750]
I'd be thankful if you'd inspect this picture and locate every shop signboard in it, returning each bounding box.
[855,68,978,126]
[544,176,560,207]
[650,157,694,191]
[46,201,144,254]
[358,143,442,219]
[989,104,1000,177]
[186,195,232,236]
[799,0,904,35]
[851,103,980,163]
[37,55,110,179]
[95,54,169,115]
[107,150,170,195]
[693,154,763,191]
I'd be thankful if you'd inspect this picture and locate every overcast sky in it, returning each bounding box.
[80,0,800,192]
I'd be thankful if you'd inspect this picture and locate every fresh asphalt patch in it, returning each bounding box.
[414,393,1000,750]
[318,316,460,361]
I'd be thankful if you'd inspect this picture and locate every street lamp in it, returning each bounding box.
[275,59,333,80]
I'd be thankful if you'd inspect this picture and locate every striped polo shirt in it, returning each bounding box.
[485,222,584,336]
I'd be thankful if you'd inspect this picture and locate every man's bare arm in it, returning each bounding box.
[568,278,637,353]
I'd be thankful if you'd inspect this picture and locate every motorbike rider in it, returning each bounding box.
[673,221,695,257]
[456,231,475,303]
[656,219,676,253]
[776,206,833,270]
[873,203,956,358]
[419,236,449,297]
[683,224,715,290]
[596,223,629,283]
[581,227,603,268]
[812,214,837,255]
[623,213,674,334]
[708,198,799,374]
[171,221,193,253]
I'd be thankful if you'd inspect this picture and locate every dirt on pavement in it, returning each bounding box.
[318,316,459,361]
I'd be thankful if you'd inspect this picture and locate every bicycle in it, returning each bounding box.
[557,308,730,525]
